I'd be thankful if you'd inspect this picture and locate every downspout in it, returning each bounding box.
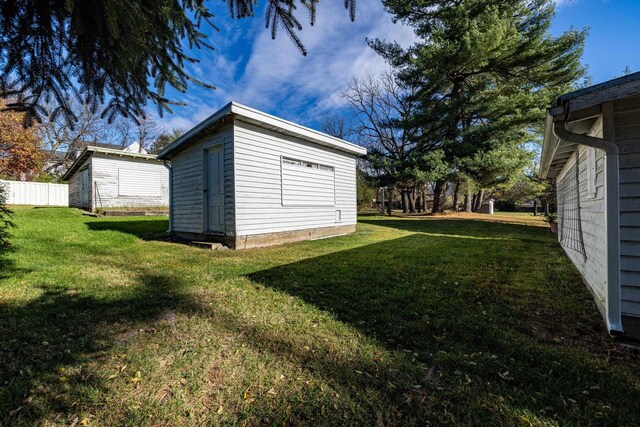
[163,160,173,233]
[552,123,623,335]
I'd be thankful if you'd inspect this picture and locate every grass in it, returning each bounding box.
[1,207,639,426]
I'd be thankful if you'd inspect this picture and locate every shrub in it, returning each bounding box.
[0,184,14,253]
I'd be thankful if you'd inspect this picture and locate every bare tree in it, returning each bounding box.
[134,112,161,153]
[36,100,111,173]
[320,114,351,140]
[342,71,443,213]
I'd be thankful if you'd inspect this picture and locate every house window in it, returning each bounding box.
[335,210,342,222]
[281,157,335,206]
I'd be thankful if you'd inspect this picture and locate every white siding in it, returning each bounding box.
[556,120,608,313]
[233,120,357,236]
[0,180,68,206]
[614,96,640,316]
[68,158,91,209]
[170,126,234,234]
[90,155,169,209]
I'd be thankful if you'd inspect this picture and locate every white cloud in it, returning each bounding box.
[159,1,416,132]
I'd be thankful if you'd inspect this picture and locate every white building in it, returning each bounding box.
[540,72,640,337]
[158,102,366,250]
[62,145,169,211]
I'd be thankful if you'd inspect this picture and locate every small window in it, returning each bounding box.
[282,158,301,166]
[335,210,342,222]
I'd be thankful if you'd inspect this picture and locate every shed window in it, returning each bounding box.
[118,168,161,197]
[281,157,335,206]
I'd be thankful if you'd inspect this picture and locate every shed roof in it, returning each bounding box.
[157,102,367,159]
[62,146,161,181]
[540,72,640,179]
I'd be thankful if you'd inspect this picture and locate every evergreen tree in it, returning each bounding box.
[371,0,586,212]
[0,1,356,127]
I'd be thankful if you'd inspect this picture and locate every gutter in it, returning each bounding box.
[552,122,623,335]
[163,160,173,233]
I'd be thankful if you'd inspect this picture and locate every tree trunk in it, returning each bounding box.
[380,188,386,216]
[416,193,422,213]
[401,190,408,213]
[465,191,472,212]
[473,189,485,212]
[387,189,393,216]
[431,180,447,214]
[408,188,417,213]
[423,188,428,212]
[533,199,538,216]
[452,180,460,213]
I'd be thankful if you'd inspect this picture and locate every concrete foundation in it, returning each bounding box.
[175,224,356,250]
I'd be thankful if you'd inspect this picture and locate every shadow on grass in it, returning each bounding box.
[3,215,639,425]
[0,263,198,424]
[86,220,170,241]
[359,217,544,239]
[247,224,640,425]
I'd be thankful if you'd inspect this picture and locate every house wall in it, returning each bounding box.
[68,158,91,209]
[169,126,234,235]
[556,119,608,314]
[613,95,640,316]
[90,154,169,210]
[233,120,357,237]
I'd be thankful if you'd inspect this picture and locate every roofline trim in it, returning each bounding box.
[157,101,367,158]
[62,146,160,180]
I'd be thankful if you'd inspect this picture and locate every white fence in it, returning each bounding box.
[0,180,69,206]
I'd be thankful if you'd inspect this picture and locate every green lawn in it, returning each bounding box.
[1,208,639,426]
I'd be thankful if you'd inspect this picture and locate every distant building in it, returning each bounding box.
[62,143,168,211]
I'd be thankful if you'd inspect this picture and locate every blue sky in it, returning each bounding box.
[155,0,640,133]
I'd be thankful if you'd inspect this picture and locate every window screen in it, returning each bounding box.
[281,157,335,206]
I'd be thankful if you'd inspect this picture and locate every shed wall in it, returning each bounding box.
[233,120,357,236]
[90,155,169,209]
[169,126,234,234]
[614,96,640,316]
[556,120,608,313]
[68,158,90,209]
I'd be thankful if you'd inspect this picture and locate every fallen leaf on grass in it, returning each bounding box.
[130,371,142,383]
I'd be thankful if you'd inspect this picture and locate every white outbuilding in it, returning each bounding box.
[63,145,169,211]
[540,72,640,337]
[157,102,366,250]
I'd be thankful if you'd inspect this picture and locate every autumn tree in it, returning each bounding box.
[0,103,43,180]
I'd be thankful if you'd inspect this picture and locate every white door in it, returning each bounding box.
[79,169,89,208]
[206,147,225,233]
